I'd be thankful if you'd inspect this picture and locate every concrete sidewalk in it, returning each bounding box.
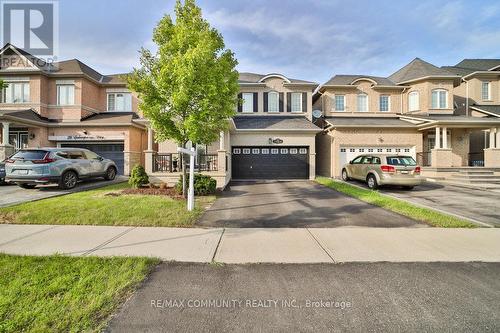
[1,224,499,263]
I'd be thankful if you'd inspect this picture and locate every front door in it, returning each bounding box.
[9,131,29,150]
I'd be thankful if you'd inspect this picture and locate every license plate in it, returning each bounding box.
[400,171,409,174]
[17,170,29,175]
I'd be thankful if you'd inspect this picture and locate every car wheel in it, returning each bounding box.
[19,184,36,189]
[59,171,78,190]
[366,174,378,190]
[402,186,414,190]
[341,169,351,181]
[104,166,117,181]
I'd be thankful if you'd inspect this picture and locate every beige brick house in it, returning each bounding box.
[0,44,148,175]
[314,58,500,178]
[145,73,321,188]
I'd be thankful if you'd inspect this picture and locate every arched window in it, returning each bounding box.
[408,91,419,111]
[431,89,448,109]
[357,93,368,112]
[267,91,279,112]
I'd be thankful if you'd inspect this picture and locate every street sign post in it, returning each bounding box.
[177,147,196,211]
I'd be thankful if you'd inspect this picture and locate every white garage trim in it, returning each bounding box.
[338,146,416,173]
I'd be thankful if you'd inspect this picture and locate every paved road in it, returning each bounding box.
[198,180,425,228]
[106,262,500,333]
[0,176,127,208]
[347,180,500,227]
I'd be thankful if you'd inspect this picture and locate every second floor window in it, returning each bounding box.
[268,92,279,112]
[481,81,491,101]
[431,89,447,109]
[408,91,419,111]
[57,84,75,105]
[108,93,132,112]
[291,92,302,112]
[2,81,29,103]
[357,93,368,112]
[334,95,345,111]
[379,95,390,112]
[242,93,253,113]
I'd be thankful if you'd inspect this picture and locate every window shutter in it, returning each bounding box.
[253,92,258,112]
[302,92,307,113]
[263,92,268,112]
[237,93,242,112]
[286,93,292,112]
[279,93,284,112]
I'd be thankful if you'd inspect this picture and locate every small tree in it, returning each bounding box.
[128,0,239,196]
[129,165,149,188]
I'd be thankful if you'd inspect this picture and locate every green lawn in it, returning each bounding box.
[0,183,216,227]
[316,177,477,228]
[0,254,158,333]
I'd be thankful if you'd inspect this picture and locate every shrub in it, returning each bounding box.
[129,165,149,188]
[176,173,216,196]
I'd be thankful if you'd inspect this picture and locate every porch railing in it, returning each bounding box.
[416,151,431,167]
[468,152,484,167]
[153,153,218,173]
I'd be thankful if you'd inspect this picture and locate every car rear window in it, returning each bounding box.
[386,156,417,166]
[11,150,48,160]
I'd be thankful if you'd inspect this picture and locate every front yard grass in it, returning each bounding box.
[0,183,216,227]
[316,177,477,228]
[0,254,159,333]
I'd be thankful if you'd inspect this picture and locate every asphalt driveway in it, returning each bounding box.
[346,180,500,227]
[197,180,424,228]
[106,262,500,333]
[0,176,127,208]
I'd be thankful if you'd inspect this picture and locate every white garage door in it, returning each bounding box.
[339,146,416,169]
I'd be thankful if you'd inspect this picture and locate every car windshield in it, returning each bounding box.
[11,150,48,160]
[386,156,417,166]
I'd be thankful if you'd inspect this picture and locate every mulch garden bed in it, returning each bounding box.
[110,187,184,199]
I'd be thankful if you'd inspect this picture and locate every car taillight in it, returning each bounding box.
[380,165,395,173]
[5,159,14,163]
[32,157,56,164]
[414,166,421,174]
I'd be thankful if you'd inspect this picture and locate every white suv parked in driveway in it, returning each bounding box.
[5,148,118,189]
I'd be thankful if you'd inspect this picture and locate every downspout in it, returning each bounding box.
[464,78,469,117]
[400,87,409,114]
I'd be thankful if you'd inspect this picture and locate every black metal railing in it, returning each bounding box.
[468,152,484,167]
[416,151,431,167]
[153,153,218,173]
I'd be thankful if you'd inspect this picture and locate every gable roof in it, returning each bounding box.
[323,75,398,87]
[470,105,500,117]
[238,72,317,85]
[388,58,457,84]
[454,59,500,71]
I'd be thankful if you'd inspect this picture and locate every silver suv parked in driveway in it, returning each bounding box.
[342,154,422,190]
[5,148,117,189]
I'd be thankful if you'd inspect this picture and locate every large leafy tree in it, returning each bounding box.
[128,0,239,195]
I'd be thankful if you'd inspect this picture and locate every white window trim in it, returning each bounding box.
[2,81,30,103]
[290,92,303,113]
[56,84,75,106]
[107,92,132,112]
[431,89,448,109]
[379,95,390,112]
[357,93,368,112]
[242,93,254,113]
[481,81,491,101]
[334,94,345,111]
[268,91,279,113]
[408,91,420,111]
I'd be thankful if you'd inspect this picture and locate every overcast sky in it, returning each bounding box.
[58,0,500,83]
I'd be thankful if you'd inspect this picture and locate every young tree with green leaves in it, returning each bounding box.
[128,0,239,196]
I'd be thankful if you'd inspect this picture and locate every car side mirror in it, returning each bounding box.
[96,156,104,161]
[349,160,353,164]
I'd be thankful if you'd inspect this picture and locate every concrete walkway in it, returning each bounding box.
[1,224,499,263]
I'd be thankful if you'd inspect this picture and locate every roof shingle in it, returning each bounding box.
[388,58,456,84]
[233,116,320,131]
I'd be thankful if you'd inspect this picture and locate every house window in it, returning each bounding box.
[2,81,30,103]
[377,148,383,152]
[359,149,364,152]
[291,92,302,112]
[379,95,390,112]
[357,94,368,112]
[431,89,447,109]
[368,148,374,152]
[242,93,254,113]
[268,92,279,112]
[481,82,491,101]
[349,148,355,152]
[57,84,75,105]
[108,93,132,111]
[408,91,419,111]
[340,148,346,152]
[334,95,345,111]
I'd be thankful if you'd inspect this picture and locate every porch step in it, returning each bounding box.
[450,174,498,180]
[450,171,500,184]
[458,170,495,175]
